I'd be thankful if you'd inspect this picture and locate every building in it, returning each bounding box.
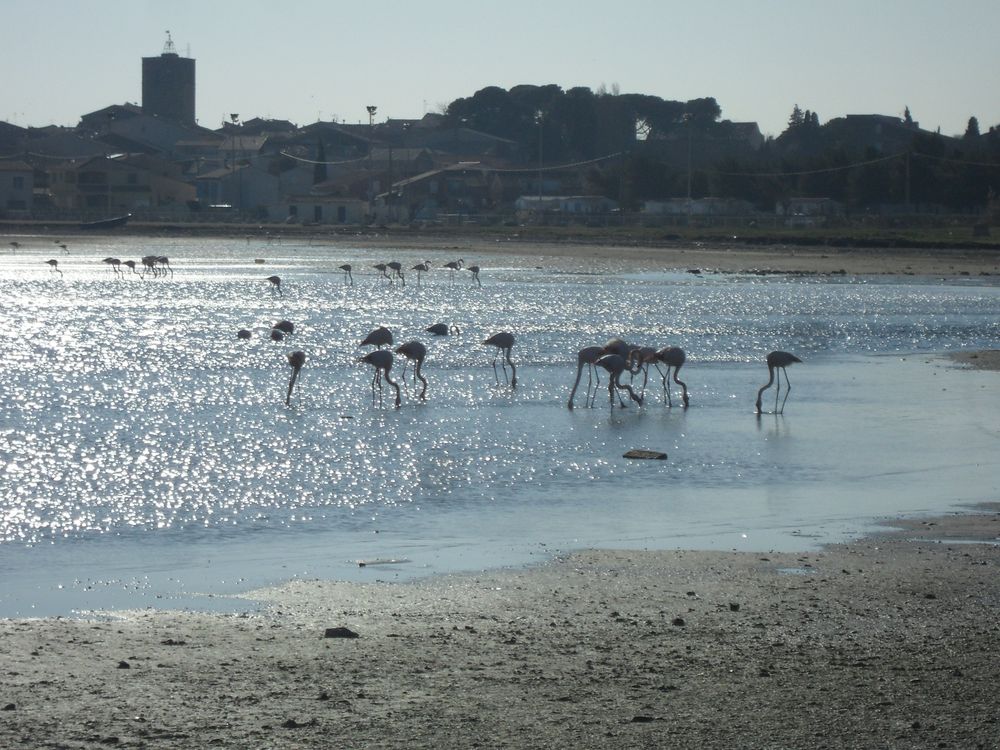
[142,33,195,125]
[0,160,34,214]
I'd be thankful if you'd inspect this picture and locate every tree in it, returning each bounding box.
[965,116,980,139]
[788,104,804,129]
[904,107,913,126]
[313,139,327,184]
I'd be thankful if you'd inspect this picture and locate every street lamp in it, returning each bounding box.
[535,110,544,221]
[366,105,377,220]
[230,113,241,219]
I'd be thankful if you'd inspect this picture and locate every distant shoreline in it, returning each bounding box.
[3,219,999,277]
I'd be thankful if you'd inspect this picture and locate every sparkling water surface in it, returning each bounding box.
[1,236,998,617]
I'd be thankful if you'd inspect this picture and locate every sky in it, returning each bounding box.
[3,0,999,138]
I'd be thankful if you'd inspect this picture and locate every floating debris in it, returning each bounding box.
[623,449,667,460]
[357,558,411,567]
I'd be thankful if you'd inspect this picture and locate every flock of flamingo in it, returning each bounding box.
[253,261,802,415]
[272,318,801,416]
[20,240,802,414]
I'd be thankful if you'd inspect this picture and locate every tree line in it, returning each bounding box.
[443,86,1000,213]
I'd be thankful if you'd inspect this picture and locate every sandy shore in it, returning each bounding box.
[1,501,998,749]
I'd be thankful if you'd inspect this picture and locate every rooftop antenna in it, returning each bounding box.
[162,30,176,55]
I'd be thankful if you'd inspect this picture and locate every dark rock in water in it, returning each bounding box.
[117,660,130,669]
[623,449,667,460]
[631,715,656,723]
[281,718,317,729]
[2,703,14,711]
[324,627,359,639]
[270,329,284,342]
[671,617,686,627]
[237,329,251,340]
[729,602,741,612]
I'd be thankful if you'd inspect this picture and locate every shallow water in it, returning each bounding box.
[1,236,998,616]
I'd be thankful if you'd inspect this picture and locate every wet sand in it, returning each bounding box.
[1,239,998,748]
[1,503,998,749]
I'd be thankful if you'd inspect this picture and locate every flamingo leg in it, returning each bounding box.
[779,367,792,414]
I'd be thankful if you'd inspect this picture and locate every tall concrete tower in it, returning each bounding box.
[142,32,195,125]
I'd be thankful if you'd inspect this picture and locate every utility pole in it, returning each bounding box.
[367,105,377,221]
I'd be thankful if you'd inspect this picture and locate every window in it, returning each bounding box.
[12,176,24,190]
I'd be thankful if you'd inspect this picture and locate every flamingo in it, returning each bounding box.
[625,346,658,397]
[467,265,482,287]
[266,275,282,295]
[59,243,69,254]
[45,259,63,276]
[444,258,464,283]
[102,257,122,276]
[339,264,354,285]
[387,261,405,286]
[602,338,632,359]
[412,261,431,286]
[273,320,295,336]
[596,354,643,408]
[141,255,158,278]
[360,349,401,408]
[655,347,689,407]
[237,329,252,340]
[483,331,517,388]
[156,256,173,277]
[426,323,460,336]
[122,260,139,275]
[756,351,802,415]
[9,241,20,252]
[395,340,428,400]
[360,326,393,349]
[373,263,392,283]
[568,345,604,409]
[285,350,306,405]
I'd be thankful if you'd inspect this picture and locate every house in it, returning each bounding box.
[515,195,618,216]
[776,197,844,226]
[644,197,755,216]
[47,154,194,213]
[286,194,366,225]
[0,160,34,213]
[383,164,505,220]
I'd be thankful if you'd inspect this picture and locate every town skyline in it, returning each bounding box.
[3,0,999,139]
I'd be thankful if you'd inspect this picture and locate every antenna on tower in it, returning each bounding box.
[163,30,176,55]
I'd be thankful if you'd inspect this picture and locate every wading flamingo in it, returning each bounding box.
[467,265,481,287]
[360,326,393,349]
[655,346,689,408]
[285,351,306,405]
[339,264,354,285]
[373,263,392,283]
[395,340,428,400]
[426,323,460,336]
[596,353,643,409]
[568,345,604,409]
[360,349,401,408]
[387,261,405,286]
[45,259,63,275]
[756,351,802,415]
[412,261,431,286]
[483,332,517,388]
[266,275,282,295]
[444,258,464,283]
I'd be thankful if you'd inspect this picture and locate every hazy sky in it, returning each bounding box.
[3,0,998,138]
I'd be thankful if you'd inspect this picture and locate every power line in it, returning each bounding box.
[712,152,905,178]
